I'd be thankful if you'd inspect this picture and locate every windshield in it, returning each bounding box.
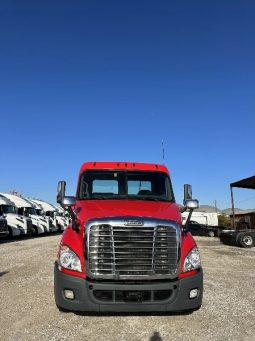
[78,170,174,202]
[26,207,37,215]
[2,205,15,214]
[36,209,43,216]
[45,211,55,218]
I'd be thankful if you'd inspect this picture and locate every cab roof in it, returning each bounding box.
[0,194,15,207]
[79,162,169,175]
[0,193,32,208]
[32,199,56,212]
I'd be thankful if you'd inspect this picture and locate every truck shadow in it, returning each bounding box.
[0,271,9,277]
[150,332,163,341]
[73,310,193,317]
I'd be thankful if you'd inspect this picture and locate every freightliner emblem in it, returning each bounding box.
[124,219,144,226]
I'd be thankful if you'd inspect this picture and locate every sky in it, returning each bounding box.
[0,0,255,209]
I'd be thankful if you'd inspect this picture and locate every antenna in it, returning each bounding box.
[161,140,165,163]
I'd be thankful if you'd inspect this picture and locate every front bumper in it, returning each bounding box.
[0,230,8,237]
[54,262,203,312]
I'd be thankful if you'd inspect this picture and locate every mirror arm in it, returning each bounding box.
[68,207,80,232]
[183,208,194,233]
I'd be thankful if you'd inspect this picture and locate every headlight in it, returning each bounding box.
[59,245,82,272]
[183,247,201,273]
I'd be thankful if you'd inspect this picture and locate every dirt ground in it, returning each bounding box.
[0,234,254,341]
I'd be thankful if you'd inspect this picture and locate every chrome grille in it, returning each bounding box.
[86,217,180,279]
[0,219,7,232]
[26,219,33,233]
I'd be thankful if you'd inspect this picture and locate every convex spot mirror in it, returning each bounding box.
[185,199,199,210]
[62,196,76,208]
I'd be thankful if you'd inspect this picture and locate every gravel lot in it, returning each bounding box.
[0,235,254,341]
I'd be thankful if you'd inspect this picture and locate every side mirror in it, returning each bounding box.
[183,184,200,233]
[62,196,76,207]
[184,184,192,202]
[57,181,66,204]
[61,196,79,232]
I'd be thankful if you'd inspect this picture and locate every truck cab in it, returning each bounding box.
[186,220,217,237]
[25,198,51,234]
[53,205,69,231]
[0,194,33,237]
[31,199,59,233]
[0,214,8,238]
[54,162,203,313]
[0,193,46,236]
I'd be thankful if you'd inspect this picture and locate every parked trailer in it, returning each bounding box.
[220,176,255,248]
[182,211,218,226]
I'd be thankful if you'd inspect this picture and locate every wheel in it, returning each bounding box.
[239,233,254,248]
[208,230,215,237]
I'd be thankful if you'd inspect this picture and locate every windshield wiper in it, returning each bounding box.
[127,196,170,202]
[91,195,119,200]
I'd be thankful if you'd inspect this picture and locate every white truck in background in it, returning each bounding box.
[0,194,33,237]
[24,198,51,234]
[0,214,8,238]
[53,204,69,231]
[31,199,59,232]
[0,193,49,235]
[181,211,218,226]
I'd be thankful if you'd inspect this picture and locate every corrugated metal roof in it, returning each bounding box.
[229,210,255,216]
[231,175,255,189]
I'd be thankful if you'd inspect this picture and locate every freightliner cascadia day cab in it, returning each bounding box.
[54,162,203,313]
[53,205,69,231]
[0,194,33,237]
[25,198,51,234]
[31,199,59,233]
[0,193,43,236]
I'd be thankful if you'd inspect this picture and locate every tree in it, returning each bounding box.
[218,214,231,227]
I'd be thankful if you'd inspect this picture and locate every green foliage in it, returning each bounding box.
[218,215,231,227]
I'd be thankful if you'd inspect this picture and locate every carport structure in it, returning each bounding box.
[230,175,255,228]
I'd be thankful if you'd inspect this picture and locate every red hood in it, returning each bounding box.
[75,200,182,226]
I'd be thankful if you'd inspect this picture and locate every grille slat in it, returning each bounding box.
[87,218,179,279]
[0,219,7,232]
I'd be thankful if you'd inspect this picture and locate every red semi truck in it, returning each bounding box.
[54,162,203,312]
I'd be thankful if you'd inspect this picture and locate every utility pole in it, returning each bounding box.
[214,200,218,213]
